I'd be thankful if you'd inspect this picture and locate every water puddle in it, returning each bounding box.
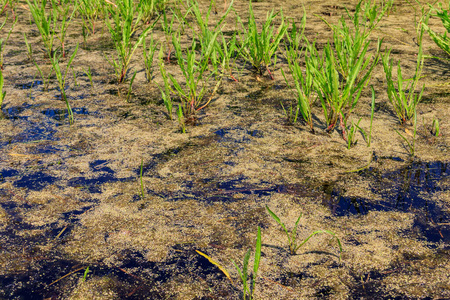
[214,126,263,143]
[14,80,44,90]
[0,245,232,299]
[138,147,182,177]
[68,160,133,193]
[41,107,90,124]
[324,161,450,244]
[14,171,58,191]
[0,169,19,181]
[4,103,33,121]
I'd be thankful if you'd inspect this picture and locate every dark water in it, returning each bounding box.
[324,160,450,244]
[0,245,232,299]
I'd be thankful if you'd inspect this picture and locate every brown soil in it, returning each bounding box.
[0,0,449,299]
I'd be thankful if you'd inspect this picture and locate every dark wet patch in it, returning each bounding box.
[348,268,436,300]
[90,160,115,173]
[60,206,94,222]
[315,285,334,297]
[67,159,132,193]
[214,126,263,144]
[41,107,90,124]
[0,259,80,300]
[0,245,235,300]
[4,104,62,143]
[13,123,58,143]
[324,161,450,243]
[166,176,281,203]
[0,169,19,181]
[14,171,58,191]
[275,271,307,287]
[67,174,132,193]
[421,92,450,104]
[49,205,96,240]
[4,103,33,121]
[14,80,44,90]
[137,147,181,176]
[30,143,66,154]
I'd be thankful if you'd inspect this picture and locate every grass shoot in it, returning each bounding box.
[126,70,137,102]
[432,117,440,137]
[0,13,16,69]
[26,0,57,58]
[50,43,79,125]
[382,25,425,124]
[423,1,450,57]
[266,205,343,260]
[78,0,104,36]
[83,66,94,92]
[143,35,157,83]
[82,266,89,282]
[51,0,77,58]
[236,1,287,79]
[232,226,261,300]
[281,29,315,132]
[105,0,158,84]
[0,68,5,109]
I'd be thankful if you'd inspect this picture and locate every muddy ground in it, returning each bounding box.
[0,0,449,299]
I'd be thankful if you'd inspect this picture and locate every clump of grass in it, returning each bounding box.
[160,8,177,63]
[231,226,261,300]
[139,0,167,26]
[2,0,18,18]
[188,0,234,73]
[311,0,387,134]
[346,118,361,149]
[0,13,17,70]
[236,1,287,79]
[281,16,315,131]
[284,13,306,55]
[423,1,450,57]
[143,35,157,83]
[382,27,425,124]
[105,0,158,84]
[159,33,220,131]
[266,206,342,260]
[78,0,104,37]
[26,0,57,58]
[310,39,380,136]
[51,0,77,58]
[217,31,239,81]
[50,43,79,124]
